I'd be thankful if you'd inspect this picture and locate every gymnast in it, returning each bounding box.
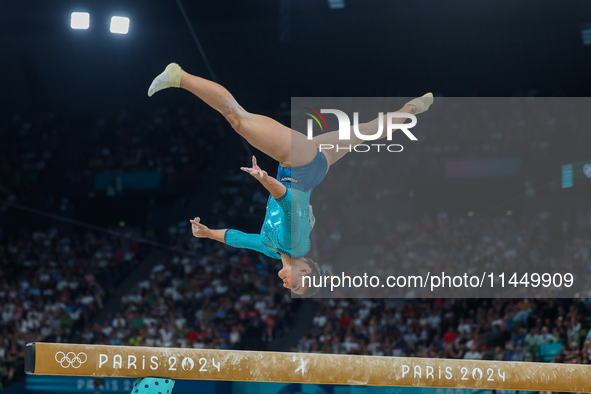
[148,63,433,298]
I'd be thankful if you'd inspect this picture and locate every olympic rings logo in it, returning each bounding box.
[55,352,88,368]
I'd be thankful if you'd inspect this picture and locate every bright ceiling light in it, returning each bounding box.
[110,16,130,34]
[71,12,90,29]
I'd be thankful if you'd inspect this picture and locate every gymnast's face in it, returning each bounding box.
[278,258,311,295]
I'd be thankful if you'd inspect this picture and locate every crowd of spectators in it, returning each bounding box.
[0,112,66,210]
[6,97,589,212]
[0,106,230,212]
[0,104,291,388]
[313,208,591,296]
[2,99,591,389]
[407,97,591,178]
[0,226,143,389]
[296,210,591,366]
[297,297,591,364]
[79,219,297,351]
[64,106,227,196]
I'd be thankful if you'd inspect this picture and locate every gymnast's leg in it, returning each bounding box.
[313,94,433,168]
[148,63,317,168]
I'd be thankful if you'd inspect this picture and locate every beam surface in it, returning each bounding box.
[25,342,591,392]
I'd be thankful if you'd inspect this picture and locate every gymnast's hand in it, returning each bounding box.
[190,217,210,238]
[240,155,268,182]
[241,156,287,199]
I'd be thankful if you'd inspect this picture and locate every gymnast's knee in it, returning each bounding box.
[223,105,247,132]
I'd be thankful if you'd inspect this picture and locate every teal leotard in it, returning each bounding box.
[224,150,327,259]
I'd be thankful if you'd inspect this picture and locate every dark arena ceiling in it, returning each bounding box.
[1,0,591,116]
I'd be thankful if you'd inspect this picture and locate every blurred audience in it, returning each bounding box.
[79,220,297,351]
[0,227,142,388]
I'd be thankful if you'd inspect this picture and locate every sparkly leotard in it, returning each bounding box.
[224,150,327,259]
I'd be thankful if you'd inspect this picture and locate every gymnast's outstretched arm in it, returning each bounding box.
[190,217,280,259]
[190,217,226,243]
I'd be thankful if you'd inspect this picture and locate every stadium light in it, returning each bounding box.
[110,16,130,34]
[328,0,345,9]
[70,12,90,29]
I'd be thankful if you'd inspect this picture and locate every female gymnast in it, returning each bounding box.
[148,63,433,298]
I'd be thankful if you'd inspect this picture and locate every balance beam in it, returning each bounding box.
[25,342,591,392]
